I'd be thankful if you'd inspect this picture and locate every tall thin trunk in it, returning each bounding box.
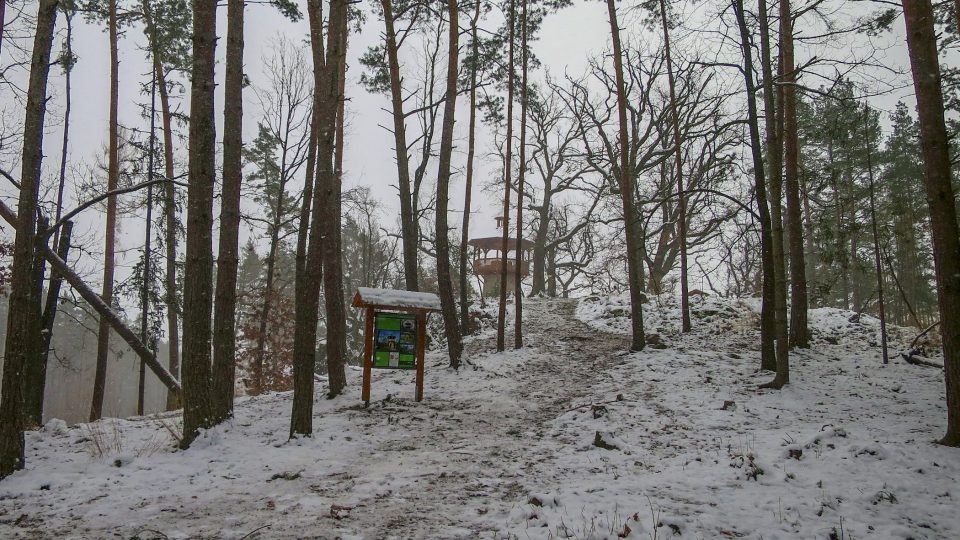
[381,0,418,291]
[513,0,527,349]
[291,0,326,438]
[459,0,481,332]
[781,0,808,348]
[212,0,244,423]
[320,5,349,397]
[497,0,515,353]
[607,0,645,351]
[141,0,181,411]
[181,0,218,448]
[0,0,6,60]
[862,103,888,365]
[756,0,779,371]
[0,0,58,480]
[139,69,158,417]
[91,0,121,422]
[901,0,960,447]
[659,0,690,332]
[732,0,776,378]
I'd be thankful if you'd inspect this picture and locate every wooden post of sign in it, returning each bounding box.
[415,310,426,401]
[362,307,374,403]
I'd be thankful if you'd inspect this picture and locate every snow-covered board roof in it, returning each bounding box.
[351,287,442,312]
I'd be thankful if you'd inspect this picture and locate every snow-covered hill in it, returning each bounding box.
[0,296,956,539]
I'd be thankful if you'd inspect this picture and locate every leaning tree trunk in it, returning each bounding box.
[139,70,158,417]
[607,0,645,351]
[90,0,121,422]
[0,0,58,479]
[756,0,778,371]
[459,0,481,332]
[497,0,516,353]
[181,0,219,448]
[659,0,691,333]
[212,0,245,423]
[733,0,776,379]
[901,0,960,447]
[513,0,528,349]
[781,0,809,349]
[381,0,419,291]
[437,0,463,368]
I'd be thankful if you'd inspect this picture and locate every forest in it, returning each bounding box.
[0,0,958,537]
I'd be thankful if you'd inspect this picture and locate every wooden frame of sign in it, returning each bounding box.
[351,287,442,403]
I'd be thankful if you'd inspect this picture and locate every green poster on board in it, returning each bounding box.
[374,312,417,369]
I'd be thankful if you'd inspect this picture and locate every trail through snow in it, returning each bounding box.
[0,295,957,539]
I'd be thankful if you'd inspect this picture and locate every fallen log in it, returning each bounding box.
[0,199,182,396]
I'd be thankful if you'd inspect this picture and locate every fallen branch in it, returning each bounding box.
[900,320,944,369]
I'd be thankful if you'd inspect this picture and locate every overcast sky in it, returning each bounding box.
[0,0,923,295]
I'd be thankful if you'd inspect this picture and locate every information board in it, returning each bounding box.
[373,312,417,369]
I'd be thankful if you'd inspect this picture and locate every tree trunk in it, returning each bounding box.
[437,0,463,367]
[181,0,218,448]
[901,0,960,447]
[139,70,158,417]
[659,0,691,332]
[607,0,645,351]
[291,0,326,439]
[756,0,778,371]
[513,0,528,349]
[212,0,244,423]
[459,0,481,332]
[733,0,776,379]
[0,0,6,59]
[381,0,419,291]
[862,103,889,365]
[22,216,48,427]
[90,0,121,422]
[320,3,349,398]
[497,0,516,353]
[140,0,182,411]
[781,0,808,349]
[39,221,72,405]
[0,0,67,475]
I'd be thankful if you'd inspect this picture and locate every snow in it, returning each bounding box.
[1,296,957,538]
[354,287,442,310]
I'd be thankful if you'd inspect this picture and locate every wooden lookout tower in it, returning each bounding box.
[468,218,534,297]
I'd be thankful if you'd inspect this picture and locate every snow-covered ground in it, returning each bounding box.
[0,295,956,539]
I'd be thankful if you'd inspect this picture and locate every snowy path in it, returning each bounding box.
[307,298,631,537]
[2,296,958,539]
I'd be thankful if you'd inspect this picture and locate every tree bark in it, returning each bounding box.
[181,0,218,448]
[513,0,527,349]
[320,1,348,398]
[901,0,960,447]
[212,0,245,423]
[497,0,516,353]
[459,0,481,332]
[607,0,645,351]
[781,0,808,349]
[732,0,776,380]
[437,0,463,367]
[658,0,691,333]
[90,0,121,422]
[291,0,326,438]
[381,0,419,291]
[755,0,777,371]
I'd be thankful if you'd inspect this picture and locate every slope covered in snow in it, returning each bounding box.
[0,296,956,539]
